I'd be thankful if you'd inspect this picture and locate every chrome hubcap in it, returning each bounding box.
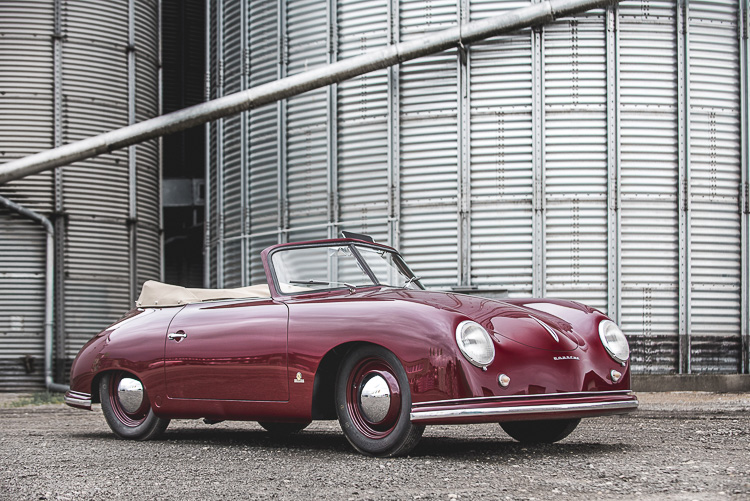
[359,374,391,423]
[117,377,144,414]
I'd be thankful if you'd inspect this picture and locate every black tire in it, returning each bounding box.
[99,371,170,440]
[258,421,310,435]
[500,418,580,444]
[335,345,424,457]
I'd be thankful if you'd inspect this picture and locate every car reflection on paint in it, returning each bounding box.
[65,233,638,456]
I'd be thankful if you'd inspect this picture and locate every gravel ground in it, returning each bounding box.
[0,392,748,500]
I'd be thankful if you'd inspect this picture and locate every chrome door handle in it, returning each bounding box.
[167,332,187,341]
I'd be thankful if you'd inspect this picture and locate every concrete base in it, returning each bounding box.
[632,374,750,393]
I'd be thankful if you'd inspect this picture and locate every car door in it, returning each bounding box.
[163,298,289,401]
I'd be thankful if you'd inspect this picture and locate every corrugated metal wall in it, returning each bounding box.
[0,0,161,390]
[0,1,54,391]
[206,0,749,374]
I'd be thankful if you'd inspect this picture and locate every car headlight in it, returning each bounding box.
[598,320,630,364]
[455,320,495,368]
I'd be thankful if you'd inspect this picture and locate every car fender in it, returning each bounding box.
[68,307,183,407]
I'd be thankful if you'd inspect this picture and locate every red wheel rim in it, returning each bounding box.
[346,357,402,439]
[109,372,150,427]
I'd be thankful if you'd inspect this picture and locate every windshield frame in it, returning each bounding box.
[264,240,424,297]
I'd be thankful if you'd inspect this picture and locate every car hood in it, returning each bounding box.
[364,288,584,351]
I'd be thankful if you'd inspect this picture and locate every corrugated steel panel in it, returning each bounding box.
[469,0,534,295]
[688,0,742,373]
[248,0,280,284]
[222,0,243,96]
[220,0,244,287]
[470,0,530,21]
[223,114,244,287]
[208,119,220,288]
[61,0,130,361]
[62,1,129,104]
[400,0,456,36]
[286,0,329,235]
[202,0,749,375]
[206,0,219,287]
[61,0,160,360]
[135,1,160,123]
[63,219,132,357]
[399,0,458,288]
[1,0,160,388]
[136,140,161,290]
[337,0,390,240]
[0,0,54,211]
[135,0,161,289]
[470,201,534,293]
[618,0,680,373]
[0,211,46,390]
[543,11,608,312]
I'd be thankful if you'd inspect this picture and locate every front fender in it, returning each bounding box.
[68,307,183,407]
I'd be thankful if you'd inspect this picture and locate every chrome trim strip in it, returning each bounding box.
[64,390,92,409]
[410,399,639,422]
[412,390,634,409]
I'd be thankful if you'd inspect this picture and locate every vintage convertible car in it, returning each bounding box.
[65,234,638,456]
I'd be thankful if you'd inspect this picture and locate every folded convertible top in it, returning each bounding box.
[136,280,271,307]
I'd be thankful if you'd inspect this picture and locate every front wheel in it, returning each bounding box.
[99,371,170,440]
[500,418,580,444]
[335,345,424,457]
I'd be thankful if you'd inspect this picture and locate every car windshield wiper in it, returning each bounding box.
[290,279,358,289]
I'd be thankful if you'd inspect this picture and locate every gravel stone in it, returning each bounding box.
[0,392,748,500]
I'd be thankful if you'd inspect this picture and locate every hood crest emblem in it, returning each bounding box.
[533,317,559,343]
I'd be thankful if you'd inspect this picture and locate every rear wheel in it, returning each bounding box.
[500,418,580,444]
[335,345,424,457]
[99,371,170,440]
[258,421,310,435]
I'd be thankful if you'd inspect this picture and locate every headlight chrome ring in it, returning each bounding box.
[455,320,495,369]
[598,320,630,365]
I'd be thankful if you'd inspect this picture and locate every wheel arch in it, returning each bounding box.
[90,371,105,404]
[89,367,149,405]
[311,341,390,420]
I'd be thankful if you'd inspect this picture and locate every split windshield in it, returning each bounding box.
[271,243,423,294]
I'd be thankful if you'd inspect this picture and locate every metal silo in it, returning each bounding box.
[0,0,161,390]
[205,0,748,375]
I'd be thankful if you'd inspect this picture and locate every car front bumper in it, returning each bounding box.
[64,390,92,410]
[410,390,638,425]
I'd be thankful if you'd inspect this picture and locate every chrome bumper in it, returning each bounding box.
[410,390,638,425]
[64,390,92,410]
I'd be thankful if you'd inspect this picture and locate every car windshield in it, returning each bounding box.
[271,243,423,294]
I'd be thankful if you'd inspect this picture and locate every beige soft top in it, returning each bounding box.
[136,280,271,307]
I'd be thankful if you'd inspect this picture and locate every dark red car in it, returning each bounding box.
[65,236,638,456]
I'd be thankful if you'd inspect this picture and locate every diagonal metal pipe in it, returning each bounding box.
[0,0,617,184]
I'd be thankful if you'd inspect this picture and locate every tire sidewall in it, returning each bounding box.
[99,372,168,440]
[500,418,580,443]
[335,345,416,456]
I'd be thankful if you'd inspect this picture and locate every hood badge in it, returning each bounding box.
[533,317,559,342]
[554,355,580,361]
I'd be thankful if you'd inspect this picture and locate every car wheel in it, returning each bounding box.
[335,345,424,457]
[99,371,170,440]
[258,421,310,434]
[500,418,580,444]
